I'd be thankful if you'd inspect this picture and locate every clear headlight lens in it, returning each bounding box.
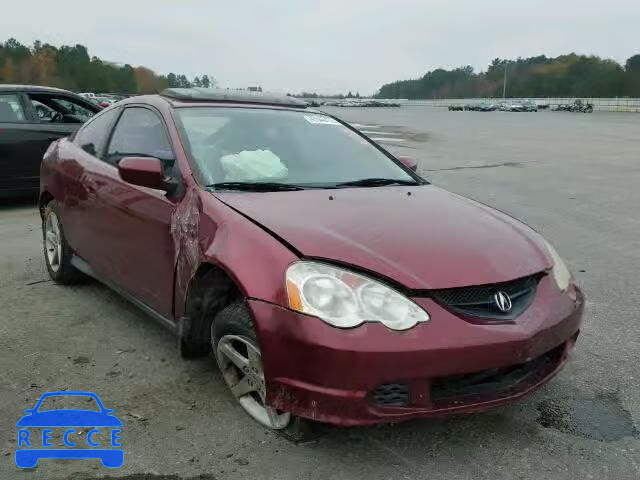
[286,261,429,330]
[544,240,571,291]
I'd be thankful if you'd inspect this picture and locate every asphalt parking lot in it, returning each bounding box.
[1,107,639,479]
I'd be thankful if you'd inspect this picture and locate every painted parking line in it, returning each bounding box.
[361,130,402,136]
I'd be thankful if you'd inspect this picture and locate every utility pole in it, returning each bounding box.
[502,61,508,99]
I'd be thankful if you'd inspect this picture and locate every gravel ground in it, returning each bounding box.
[0,106,638,479]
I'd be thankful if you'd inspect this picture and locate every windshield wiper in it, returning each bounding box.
[206,181,306,192]
[334,178,419,188]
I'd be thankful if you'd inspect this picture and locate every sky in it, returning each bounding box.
[2,0,639,94]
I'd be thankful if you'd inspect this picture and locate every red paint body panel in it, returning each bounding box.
[171,188,299,319]
[215,186,552,289]
[40,95,585,426]
[250,278,583,425]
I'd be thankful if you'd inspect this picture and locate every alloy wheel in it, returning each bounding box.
[216,335,291,429]
[44,211,62,273]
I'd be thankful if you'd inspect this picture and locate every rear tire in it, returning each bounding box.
[212,301,322,443]
[42,200,83,284]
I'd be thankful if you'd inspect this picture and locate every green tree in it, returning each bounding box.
[177,74,191,88]
[0,38,196,94]
[624,54,640,95]
[625,54,640,73]
[166,73,179,87]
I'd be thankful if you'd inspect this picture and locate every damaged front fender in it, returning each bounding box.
[171,187,299,321]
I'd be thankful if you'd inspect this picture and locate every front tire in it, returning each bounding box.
[42,200,82,284]
[212,301,321,442]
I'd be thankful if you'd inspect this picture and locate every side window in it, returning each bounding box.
[74,108,121,157]
[52,97,97,122]
[28,94,97,124]
[106,108,174,166]
[0,94,26,122]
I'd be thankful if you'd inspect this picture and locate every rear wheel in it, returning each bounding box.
[212,301,321,442]
[42,200,82,284]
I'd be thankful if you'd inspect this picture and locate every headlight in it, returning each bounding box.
[544,240,571,291]
[285,261,429,330]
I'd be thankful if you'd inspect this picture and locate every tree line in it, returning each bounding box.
[377,53,640,99]
[0,38,214,94]
[3,39,639,100]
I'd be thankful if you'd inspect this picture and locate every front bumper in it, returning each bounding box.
[250,276,584,426]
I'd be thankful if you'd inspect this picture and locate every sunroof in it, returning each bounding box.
[161,88,307,108]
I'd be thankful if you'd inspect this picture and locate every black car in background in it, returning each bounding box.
[0,85,101,198]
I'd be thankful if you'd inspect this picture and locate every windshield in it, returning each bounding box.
[176,107,417,188]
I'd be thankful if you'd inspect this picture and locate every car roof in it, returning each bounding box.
[160,88,308,109]
[0,84,78,95]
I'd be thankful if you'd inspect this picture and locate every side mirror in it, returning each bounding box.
[118,156,171,191]
[397,156,418,172]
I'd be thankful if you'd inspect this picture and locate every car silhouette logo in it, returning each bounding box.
[15,391,123,468]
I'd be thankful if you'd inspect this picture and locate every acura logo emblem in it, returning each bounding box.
[493,291,512,312]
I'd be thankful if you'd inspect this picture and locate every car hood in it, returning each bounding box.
[16,410,123,427]
[214,185,552,289]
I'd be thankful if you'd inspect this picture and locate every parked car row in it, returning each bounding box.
[551,99,594,113]
[448,99,595,113]
[449,101,539,112]
[79,92,127,108]
[307,99,401,108]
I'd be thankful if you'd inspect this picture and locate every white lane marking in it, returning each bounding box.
[361,130,402,136]
[371,137,406,142]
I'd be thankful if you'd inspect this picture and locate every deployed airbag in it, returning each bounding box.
[220,150,288,181]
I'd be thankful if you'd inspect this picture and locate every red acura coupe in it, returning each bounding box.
[40,88,583,438]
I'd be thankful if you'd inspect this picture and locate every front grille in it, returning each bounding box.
[371,383,409,406]
[430,274,541,320]
[430,343,564,406]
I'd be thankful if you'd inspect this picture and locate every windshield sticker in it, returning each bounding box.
[304,115,340,125]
